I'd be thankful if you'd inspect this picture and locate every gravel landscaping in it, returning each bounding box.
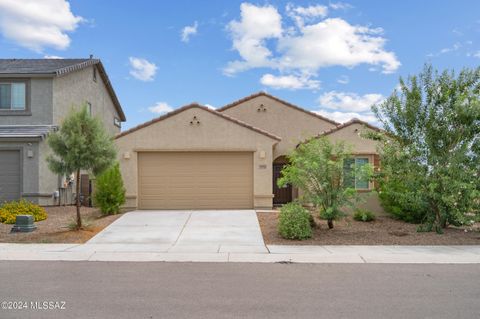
[257,211,480,245]
[0,206,123,243]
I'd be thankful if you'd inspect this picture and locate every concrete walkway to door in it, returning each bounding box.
[84,210,268,253]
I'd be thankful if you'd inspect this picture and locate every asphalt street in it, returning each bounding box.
[0,261,479,319]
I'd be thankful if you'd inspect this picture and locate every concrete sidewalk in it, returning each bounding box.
[0,243,480,263]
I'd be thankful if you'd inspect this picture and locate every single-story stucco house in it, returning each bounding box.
[116,92,383,212]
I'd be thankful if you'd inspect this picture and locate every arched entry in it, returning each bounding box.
[273,156,292,205]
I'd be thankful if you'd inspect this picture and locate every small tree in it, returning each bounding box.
[278,138,372,229]
[47,106,116,229]
[371,65,480,233]
[94,163,126,215]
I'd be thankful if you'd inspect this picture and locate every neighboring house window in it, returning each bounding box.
[93,67,97,82]
[0,82,26,110]
[114,117,121,128]
[343,157,370,190]
[87,102,92,115]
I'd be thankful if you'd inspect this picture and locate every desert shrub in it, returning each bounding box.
[378,178,428,223]
[93,163,126,215]
[353,208,376,222]
[278,202,312,240]
[0,200,47,224]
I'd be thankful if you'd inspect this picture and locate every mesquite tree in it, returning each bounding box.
[278,138,372,229]
[47,106,116,229]
[371,65,480,233]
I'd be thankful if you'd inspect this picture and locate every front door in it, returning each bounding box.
[273,163,292,205]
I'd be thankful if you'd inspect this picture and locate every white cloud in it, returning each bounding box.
[181,21,198,42]
[224,3,400,84]
[286,3,328,27]
[278,18,399,74]
[224,3,282,75]
[337,75,349,84]
[474,51,480,58]
[260,73,320,90]
[43,55,63,59]
[204,104,216,109]
[0,0,83,52]
[329,2,353,10]
[148,102,173,114]
[318,91,384,112]
[428,42,462,57]
[129,57,157,81]
[315,109,378,124]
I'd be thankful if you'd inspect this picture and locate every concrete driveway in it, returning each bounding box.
[86,210,267,253]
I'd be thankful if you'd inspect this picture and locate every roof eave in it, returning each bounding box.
[217,91,340,126]
[116,103,281,141]
[0,73,56,78]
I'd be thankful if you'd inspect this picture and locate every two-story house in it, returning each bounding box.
[0,58,126,205]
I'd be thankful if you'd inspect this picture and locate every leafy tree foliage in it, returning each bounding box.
[94,163,126,215]
[278,138,372,229]
[371,65,480,233]
[47,106,116,229]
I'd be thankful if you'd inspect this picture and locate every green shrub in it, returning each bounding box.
[353,209,376,222]
[378,178,428,223]
[93,163,126,215]
[0,200,47,224]
[278,202,312,240]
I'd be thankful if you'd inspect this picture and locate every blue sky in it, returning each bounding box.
[0,0,479,129]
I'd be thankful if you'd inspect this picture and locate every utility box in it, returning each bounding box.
[11,215,37,233]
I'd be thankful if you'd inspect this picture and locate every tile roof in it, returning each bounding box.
[0,125,57,138]
[298,118,385,147]
[116,103,282,141]
[0,59,96,74]
[217,91,340,126]
[316,118,384,137]
[0,58,126,121]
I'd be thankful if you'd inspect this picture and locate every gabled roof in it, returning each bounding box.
[317,118,384,137]
[217,91,340,126]
[0,59,96,74]
[0,125,57,139]
[297,118,384,147]
[116,103,282,141]
[0,58,126,121]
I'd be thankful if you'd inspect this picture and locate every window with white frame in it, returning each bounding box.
[0,82,26,110]
[343,157,370,190]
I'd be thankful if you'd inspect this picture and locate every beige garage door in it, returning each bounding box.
[138,152,253,209]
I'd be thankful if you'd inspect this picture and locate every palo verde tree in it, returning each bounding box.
[47,105,116,229]
[278,138,372,229]
[371,65,480,233]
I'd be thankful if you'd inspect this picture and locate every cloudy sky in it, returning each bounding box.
[0,0,479,129]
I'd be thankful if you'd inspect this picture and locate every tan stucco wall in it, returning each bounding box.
[220,95,336,159]
[52,65,121,136]
[325,123,379,154]
[116,107,278,209]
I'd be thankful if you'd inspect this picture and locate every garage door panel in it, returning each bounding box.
[0,150,21,202]
[138,152,253,209]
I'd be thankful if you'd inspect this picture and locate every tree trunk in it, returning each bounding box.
[327,219,334,229]
[75,169,82,229]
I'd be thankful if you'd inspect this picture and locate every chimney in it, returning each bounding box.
[89,54,93,59]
